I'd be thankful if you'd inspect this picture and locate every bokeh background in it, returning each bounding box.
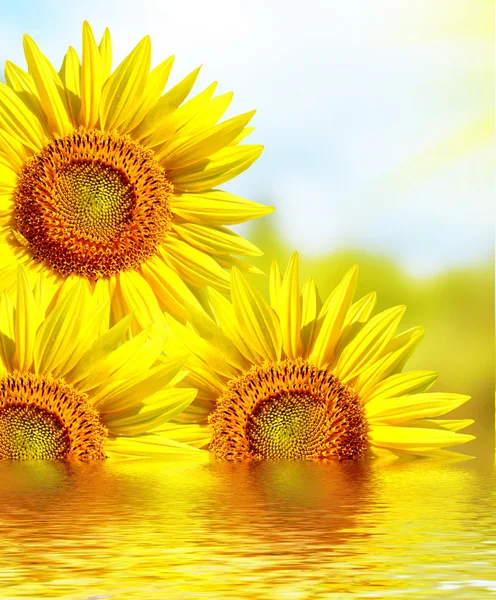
[1,0,493,457]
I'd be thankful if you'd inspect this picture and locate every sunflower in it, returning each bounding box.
[163,253,475,461]
[0,267,204,461]
[0,22,271,333]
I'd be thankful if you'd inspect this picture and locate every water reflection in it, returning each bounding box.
[0,458,494,599]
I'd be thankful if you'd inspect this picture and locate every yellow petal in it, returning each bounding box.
[99,28,112,82]
[13,267,37,371]
[365,370,438,403]
[171,189,274,226]
[161,110,256,169]
[369,425,475,452]
[0,82,46,151]
[334,305,406,382]
[300,277,321,357]
[309,266,358,367]
[105,433,207,458]
[33,280,86,375]
[59,46,81,125]
[269,259,282,313]
[115,270,167,335]
[4,61,50,133]
[366,393,471,424]
[105,388,197,437]
[279,252,303,359]
[178,91,233,137]
[173,222,262,257]
[22,35,72,136]
[0,291,15,370]
[161,236,230,292]
[140,256,203,323]
[100,35,151,131]
[171,144,263,193]
[208,286,258,364]
[133,65,202,142]
[78,21,102,128]
[356,326,425,397]
[124,55,174,132]
[231,267,281,362]
[0,129,29,171]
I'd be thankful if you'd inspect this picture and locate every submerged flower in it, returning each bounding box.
[0,268,201,461]
[165,253,474,461]
[0,22,271,332]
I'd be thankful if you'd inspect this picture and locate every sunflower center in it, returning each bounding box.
[14,128,173,279]
[247,391,329,460]
[0,372,107,461]
[209,359,368,461]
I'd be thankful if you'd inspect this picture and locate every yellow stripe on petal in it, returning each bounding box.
[309,266,358,368]
[161,110,256,169]
[23,35,72,136]
[0,82,46,151]
[171,144,263,193]
[79,21,102,128]
[59,47,81,125]
[171,189,274,226]
[365,370,438,403]
[100,35,151,131]
[279,252,303,359]
[344,292,377,327]
[369,424,475,453]
[366,393,471,425]
[99,28,112,82]
[173,223,262,257]
[334,305,406,383]
[231,267,282,362]
[124,55,175,133]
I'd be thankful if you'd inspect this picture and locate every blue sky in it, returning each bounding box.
[0,0,492,275]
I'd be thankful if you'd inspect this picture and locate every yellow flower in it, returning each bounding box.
[165,253,475,461]
[0,22,271,332]
[0,267,202,461]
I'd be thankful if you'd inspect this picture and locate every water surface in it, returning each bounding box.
[0,457,494,599]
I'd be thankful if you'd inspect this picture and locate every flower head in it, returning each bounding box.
[0,267,201,461]
[0,22,271,333]
[165,253,474,461]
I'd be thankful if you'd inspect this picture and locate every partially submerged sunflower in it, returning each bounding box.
[0,267,202,461]
[164,253,475,461]
[0,22,271,332]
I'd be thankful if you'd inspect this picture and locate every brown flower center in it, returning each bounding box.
[0,372,107,461]
[209,359,368,461]
[14,128,173,279]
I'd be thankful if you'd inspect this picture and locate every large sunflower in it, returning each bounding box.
[0,267,202,461]
[0,22,271,333]
[164,253,474,461]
